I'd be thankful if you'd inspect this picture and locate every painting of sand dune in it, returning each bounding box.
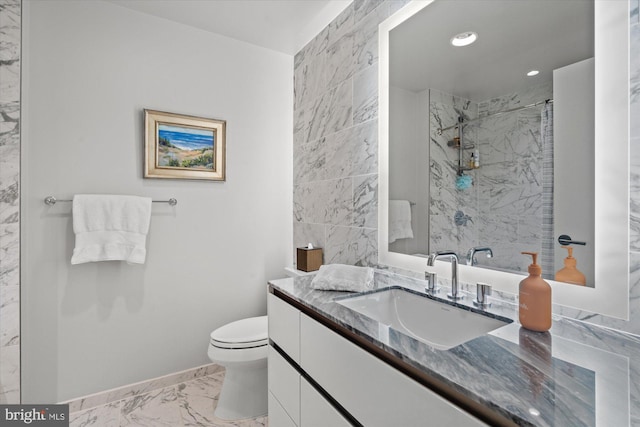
[157,124,215,170]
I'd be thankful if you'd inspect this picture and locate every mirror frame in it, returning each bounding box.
[378,0,630,319]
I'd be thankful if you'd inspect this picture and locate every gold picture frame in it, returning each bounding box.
[144,109,226,181]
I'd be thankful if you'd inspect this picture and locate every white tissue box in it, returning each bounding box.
[297,247,323,272]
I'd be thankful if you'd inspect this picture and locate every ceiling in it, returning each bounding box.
[390,0,594,102]
[106,0,352,55]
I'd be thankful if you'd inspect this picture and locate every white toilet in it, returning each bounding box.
[207,315,268,420]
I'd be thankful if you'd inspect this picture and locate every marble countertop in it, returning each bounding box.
[268,270,640,427]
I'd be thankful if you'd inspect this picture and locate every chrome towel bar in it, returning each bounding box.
[44,196,178,206]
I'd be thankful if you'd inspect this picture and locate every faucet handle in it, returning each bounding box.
[425,271,440,294]
[473,282,492,308]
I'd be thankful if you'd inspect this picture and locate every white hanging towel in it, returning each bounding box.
[71,194,152,265]
[389,200,414,243]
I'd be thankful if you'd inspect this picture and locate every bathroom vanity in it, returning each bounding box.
[267,289,487,426]
[267,270,636,426]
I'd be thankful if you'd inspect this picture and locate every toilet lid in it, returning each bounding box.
[210,315,268,349]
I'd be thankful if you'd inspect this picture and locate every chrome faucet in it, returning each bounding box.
[427,250,462,300]
[466,246,493,266]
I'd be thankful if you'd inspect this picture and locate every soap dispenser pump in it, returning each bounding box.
[555,246,586,286]
[519,252,552,332]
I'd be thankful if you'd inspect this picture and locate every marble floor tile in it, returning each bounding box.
[69,371,269,427]
[177,373,224,427]
[66,364,223,412]
[120,387,183,427]
[70,402,120,427]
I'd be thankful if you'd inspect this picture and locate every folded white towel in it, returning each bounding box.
[71,194,152,265]
[389,200,414,243]
[311,264,374,292]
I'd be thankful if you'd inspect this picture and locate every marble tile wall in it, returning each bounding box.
[474,82,552,273]
[293,0,410,267]
[428,83,550,274]
[428,89,479,257]
[0,0,20,404]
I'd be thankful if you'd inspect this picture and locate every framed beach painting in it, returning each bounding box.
[144,109,226,181]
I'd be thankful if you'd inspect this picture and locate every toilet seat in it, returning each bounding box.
[210,316,268,349]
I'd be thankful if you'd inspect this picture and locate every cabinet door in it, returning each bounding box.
[268,293,300,363]
[268,346,301,426]
[269,391,297,427]
[300,314,488,427]
[300,378,351,427]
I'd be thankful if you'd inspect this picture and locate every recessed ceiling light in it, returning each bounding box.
[527,70,540,77]
[450,32,478,47]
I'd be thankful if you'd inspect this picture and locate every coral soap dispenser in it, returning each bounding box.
[555,246,586,286]
[519,252,552,332]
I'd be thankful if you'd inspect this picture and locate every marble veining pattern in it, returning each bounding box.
[270,271,640,427]
[64,364,224,413]
[428,90,479,259]
[71,402,121,427]
[0,0,20,405]
[354,0,385,24]
[293,222,326,255]
[69,370,267,427]
[323,120,377,180]
[353,174,377,228]
[0,284,18,346]
[325,225,377,266]
[294,178,353,226]
[429,84,550,274]
[293,135,326,185]
[0,343,19,403]
[120,387,182,427]
[305,80,352,144]
[293,0,390,267]
[324,30,355,90]
[0,222,18,287]
[353,1,388,72]
[353,66,378,124]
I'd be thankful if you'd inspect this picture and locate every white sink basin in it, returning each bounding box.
[336,287,511,350]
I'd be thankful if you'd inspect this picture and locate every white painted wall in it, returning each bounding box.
[389,86,429,256]
[21,0,293,403]
[553,58,595,286]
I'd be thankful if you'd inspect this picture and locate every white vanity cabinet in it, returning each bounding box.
[299,377,352,427]
[268,294,301,426]
[269,293,350,427]
[267,292,488,427]
[268,346,300,426]
[268,292,300,363]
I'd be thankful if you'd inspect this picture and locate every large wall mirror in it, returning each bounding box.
[379,0,629,319]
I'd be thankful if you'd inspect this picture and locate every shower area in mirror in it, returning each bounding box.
[387,82,554,272]
[427,83,553,276]
[389,69,594,286]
